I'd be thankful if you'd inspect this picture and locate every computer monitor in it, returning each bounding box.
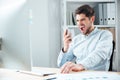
[0,0,32,71]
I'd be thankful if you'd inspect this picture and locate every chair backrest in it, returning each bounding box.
[109,41,115,71]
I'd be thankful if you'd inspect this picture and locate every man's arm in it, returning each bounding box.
[57,29,75,67]
[57,48,75,67]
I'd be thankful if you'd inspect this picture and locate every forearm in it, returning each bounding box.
[79,52,103,70]
[57,48,74,67]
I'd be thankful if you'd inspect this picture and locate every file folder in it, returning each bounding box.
[94,3,104,25]
[103,3,115,25]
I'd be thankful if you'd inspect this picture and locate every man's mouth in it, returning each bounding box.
[80,26,85,31]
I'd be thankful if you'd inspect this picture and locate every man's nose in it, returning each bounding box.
[77,21,83,26]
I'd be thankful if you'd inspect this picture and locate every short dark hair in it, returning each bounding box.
[75,4,95,18]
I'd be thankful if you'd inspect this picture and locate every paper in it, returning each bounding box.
[17,70,55,77]
[31,69,56,76]
[57,71,120,80]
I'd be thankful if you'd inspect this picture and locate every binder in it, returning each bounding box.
[103,3,115,25]
[103,3,107,25]
[109,3,115,25]
[94,3,104,25]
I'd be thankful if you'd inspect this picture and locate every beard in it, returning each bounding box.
[83,25,94,35]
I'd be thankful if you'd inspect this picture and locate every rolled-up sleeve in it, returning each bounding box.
[57,47,75,67]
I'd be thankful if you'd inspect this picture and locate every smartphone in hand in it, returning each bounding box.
[65,29,72,41]
[65,29,68,35]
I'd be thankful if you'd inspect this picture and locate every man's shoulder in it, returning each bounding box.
[97,29,113,40]
[98,29,112,36]
[72,34,83,42]
[73,34,82,39]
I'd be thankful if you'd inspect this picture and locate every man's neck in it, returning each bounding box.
[85,26,95,36]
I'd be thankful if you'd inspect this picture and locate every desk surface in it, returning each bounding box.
[0,67,60,80]
[0,67,120,80]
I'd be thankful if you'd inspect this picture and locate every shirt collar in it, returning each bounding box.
[82,27,99,38]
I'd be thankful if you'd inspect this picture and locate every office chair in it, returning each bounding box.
[109,41,115,71]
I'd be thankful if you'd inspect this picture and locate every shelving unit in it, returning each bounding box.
[61,0,120,71]
[63,0,115,27]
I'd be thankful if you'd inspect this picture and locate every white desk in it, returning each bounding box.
[0,67,120,80]
[0,67,60,80]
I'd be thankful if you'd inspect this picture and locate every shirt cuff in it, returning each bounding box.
[78,62,89,70]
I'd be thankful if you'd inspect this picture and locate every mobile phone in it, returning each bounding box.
[63,27,68,34]
[65,29,68,35]
[65,29,72,41]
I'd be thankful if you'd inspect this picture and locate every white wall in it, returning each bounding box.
[29,0,61,67]
[48,0,61,67]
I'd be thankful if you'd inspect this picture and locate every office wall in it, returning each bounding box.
[48,0,61,67]
[0,0,31,70]
[29,0,61,67]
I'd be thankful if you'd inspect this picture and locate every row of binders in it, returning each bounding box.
[94,3,115,25]
[67,3,115,25]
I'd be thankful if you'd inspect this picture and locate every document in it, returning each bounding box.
[57,71,120,80]
[17,69,56,77]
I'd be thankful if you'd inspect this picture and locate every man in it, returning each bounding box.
[57,5,113,73]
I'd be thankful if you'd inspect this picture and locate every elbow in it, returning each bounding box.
[57,63,61,68]
[57,60,62,68]
[57,60,64,68]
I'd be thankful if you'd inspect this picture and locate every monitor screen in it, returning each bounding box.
[0,0,31,71]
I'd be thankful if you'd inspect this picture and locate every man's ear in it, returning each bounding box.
[91,16,95,22]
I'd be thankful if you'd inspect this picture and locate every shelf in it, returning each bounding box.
[66,0,115,2]
[94,25,116,27]
[66,25,116,29]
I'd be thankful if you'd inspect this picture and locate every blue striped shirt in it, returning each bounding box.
[57,28,113,71]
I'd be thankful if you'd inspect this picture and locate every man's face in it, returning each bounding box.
[76,14,94,35]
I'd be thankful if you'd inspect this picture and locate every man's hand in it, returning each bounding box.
[60,62,85,74]
[63,29,72,53]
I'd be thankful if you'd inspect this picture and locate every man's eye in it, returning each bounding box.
[81,19,85,21]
